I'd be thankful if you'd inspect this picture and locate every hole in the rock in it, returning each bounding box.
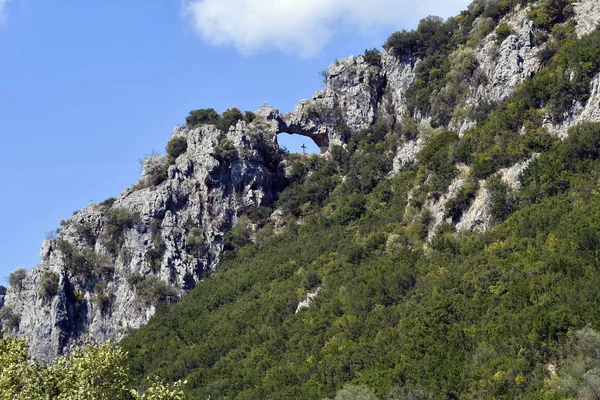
[277,133,321,155]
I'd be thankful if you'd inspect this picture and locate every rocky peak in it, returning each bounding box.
[2,118,283,361]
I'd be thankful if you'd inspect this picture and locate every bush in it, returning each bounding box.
[166,136,188,161]
[99,197,116,209]
[140,153,169,187]
[363,48,381,66]
[135,276,177,306]
[186,227,203,256]
[444,180,480,222]
[74,221,96,247]
[215,107,245,132]
[213,137,237,165]
[102,208,141,255]
[39,270,60,299]
[145,233,165,273]
[528,0,574,31]
[0,306,20,329]
[94,293,111,313]
[495,23,513,44]
[487,174,514,223]
[8,268,27,290]
[186,108,220,126]
[223,218,252,252]
[0,285,6,296]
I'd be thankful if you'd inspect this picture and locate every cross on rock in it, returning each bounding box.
[301,144,307,156]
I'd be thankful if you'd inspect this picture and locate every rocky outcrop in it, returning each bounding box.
[281,53,415,152]
[574,0,600,38]
[545,72,600,139]
[3,119,282,361]
[455,156,538,232]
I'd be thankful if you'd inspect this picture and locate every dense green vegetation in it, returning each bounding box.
[122,119,600,398]
[0,334,186,399]
[119,3,600,393]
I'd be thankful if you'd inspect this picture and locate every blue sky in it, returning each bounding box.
[0,0,470,284]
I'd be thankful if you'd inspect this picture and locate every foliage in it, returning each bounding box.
[223,217,252,253]
[185,228,203,256]
[444,179,479,222]
[215,107,245,132]
[102,208,141,255]
[528,0,574,31]
[213,137,237,166]
[39,270,60,299]
[139,153,169,188]
[74,221,97,247]
[99,197,117,209]
[185,108,220,127]
[363,48,381,67]
[0,306,20,329]
[495,22,513,44]
[135,276,178,306]
[0,285,5,296]
[0,335,186,399]
[121,116,600,399]
[8,268,27,291]
[165,136,187,162]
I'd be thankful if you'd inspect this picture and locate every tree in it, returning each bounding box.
[8,268,27,291]
[39,270,60,299]
[0,334,186,399]
[166,136,188,162]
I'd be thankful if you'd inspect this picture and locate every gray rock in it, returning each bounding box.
[3,121,282,360]
[575,0,600,38]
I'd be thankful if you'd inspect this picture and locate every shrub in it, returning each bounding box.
[244,111,256,123]
[487,174,514,223]
[94,293,111,313]
[215,107,245,132]
[102,208,141,255]
[495,23,513,44]
[0,306,20,328]
[135,276,177,306]
[247,207,272,226]
[99,197,117,209]
[223,217,252,252]
[39,270,60,299]
[363,48,381,66]
[528,0,574,31]
[140,153,169,187]
[145,233,165,273]
[8,268,27,290]
[166,136,188,161]
[214,137,237,165]
[0,285,6,296]
[186,227,203,256]
[186,108,220,126]
[74,221,96,247]
[444,179,480,222]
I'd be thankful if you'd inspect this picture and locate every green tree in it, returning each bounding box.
[39,270,60,299]
[0,334,186,399]
[8,268,27,291]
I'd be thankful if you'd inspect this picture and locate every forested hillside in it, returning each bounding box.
[120,0,600,397]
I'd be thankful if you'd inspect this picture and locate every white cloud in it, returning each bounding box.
[185,0,471,57]
[0,0,9,22]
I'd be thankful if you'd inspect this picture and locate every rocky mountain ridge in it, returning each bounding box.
[2,0,600,361]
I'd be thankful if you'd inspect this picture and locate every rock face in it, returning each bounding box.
[3,120,283,360]
[574,0,600,38]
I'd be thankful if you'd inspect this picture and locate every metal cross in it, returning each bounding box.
[301,144,307,155]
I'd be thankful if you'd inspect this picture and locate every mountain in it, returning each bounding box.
[3,0,600,397]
